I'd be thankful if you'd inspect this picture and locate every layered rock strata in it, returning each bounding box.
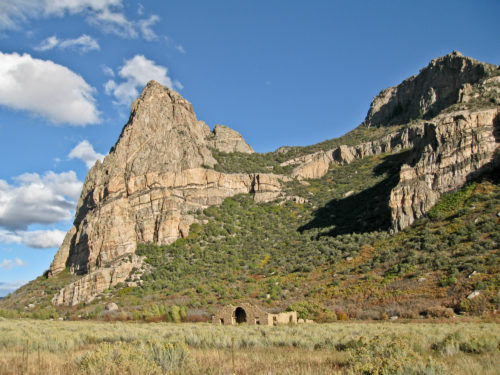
[52,255,143,306]
[281,125,425,180]
[389,108,499,231]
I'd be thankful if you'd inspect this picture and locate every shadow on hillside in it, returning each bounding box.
[300,111,500,238]
[298,150,412,237]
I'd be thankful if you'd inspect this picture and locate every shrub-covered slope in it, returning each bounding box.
[3,152,498,321]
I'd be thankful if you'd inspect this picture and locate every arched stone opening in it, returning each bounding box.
[234,307,247,323]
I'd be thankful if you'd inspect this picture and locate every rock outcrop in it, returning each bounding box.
[52,255,143,306]
[281,125,426,180]
[49,81,282,305]
[207,125,254,153]
[364,51,498,127]
[389,108,499,231]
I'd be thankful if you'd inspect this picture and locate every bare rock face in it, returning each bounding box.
[207,124,254,153]
[282,125,425,180]
[49,81,282,305]
[52,255,143,306]
[389,108,499,231]
[364,51,498,127]
[291,152,331,180]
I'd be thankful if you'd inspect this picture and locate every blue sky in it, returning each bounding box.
[0,0,499,296]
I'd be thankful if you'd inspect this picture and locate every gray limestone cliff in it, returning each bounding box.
[389,108,499,232]
[360,51,500,232]
[364,51,498,127]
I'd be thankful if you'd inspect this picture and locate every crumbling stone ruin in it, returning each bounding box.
[211,303,299,326]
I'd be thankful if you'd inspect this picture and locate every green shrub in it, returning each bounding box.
[432,333,462,356]
[145,340,192,372]
[459,336,499,354]
[428,183,476,220]
[346,335,431,374]
[78,340,191,374]
[78,341,161,374]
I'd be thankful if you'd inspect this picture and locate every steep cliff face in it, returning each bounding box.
[389,108,499,231]
[362,51,500,231]
[364,51,498,127]
[49,81,283,304]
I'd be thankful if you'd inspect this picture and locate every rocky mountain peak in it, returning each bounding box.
[364,51,499,127]
[106,80,214,177]
[133,80,194,113]
[47,81,283,304]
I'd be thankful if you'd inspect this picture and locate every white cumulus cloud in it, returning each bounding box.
[0,52,100,125]
[105,55,182,105]
[0,257,26,270]
[35,34,100,53]
[69,140,105,168]
[0,0,160,41]
[0,229,66,249]
[0,171,82,230]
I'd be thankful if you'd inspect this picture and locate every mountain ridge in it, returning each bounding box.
[1,51,498,319]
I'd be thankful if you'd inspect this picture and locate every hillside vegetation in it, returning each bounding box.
[211,124,405,174]
[4,148,497,322]
[131,164,499,321]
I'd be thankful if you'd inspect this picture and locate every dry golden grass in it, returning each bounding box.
[0,319,499,374]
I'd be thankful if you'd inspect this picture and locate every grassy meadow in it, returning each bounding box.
[0,318,499,374]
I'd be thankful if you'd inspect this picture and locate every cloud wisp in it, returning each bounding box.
[0,280,28,297]
[0,171,82,231]
[69,140,105,168]
[0,257,26,270]
[101,65,115,77]
[35,34,100,53]
[138,15,160,41]
[0,0,160,40]
[105,54,182,105]
[0,52,100,125]
[0,1,40,31]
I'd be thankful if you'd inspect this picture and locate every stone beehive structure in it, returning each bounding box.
[212,303,298,326]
